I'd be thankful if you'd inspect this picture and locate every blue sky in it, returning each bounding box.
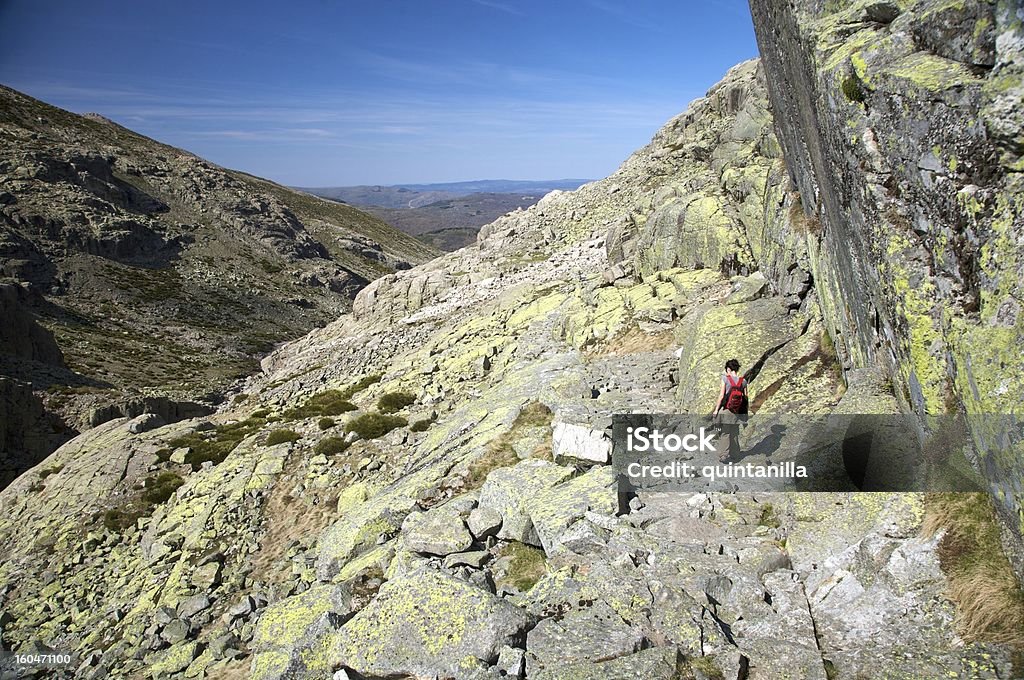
[0,1,758,186]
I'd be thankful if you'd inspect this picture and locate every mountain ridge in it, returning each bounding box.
[0,83,438,488]
[301,179,591,209]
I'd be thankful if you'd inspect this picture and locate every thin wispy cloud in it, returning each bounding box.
[469,0,525,16]
[584,0,671,34]
[1,0,756,184]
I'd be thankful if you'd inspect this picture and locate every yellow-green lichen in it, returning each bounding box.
[885,52,980,91]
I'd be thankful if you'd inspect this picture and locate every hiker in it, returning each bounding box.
[712,358,748,462]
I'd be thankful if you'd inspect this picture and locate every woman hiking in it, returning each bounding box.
[712,358,748,462]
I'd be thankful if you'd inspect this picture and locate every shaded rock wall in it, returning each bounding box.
[0,282,73,487]
[749,0,1024,554]
[0,281,63,365]
[0,378,72,489]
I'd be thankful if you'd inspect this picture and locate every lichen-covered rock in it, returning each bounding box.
[530,645,680,680]
[250,584,353,680]
[779,491,1013,677]
[674,297,810,413]
[523,466,618,553]
[749,0,1024,555]
[147,640,200,678]
[315,470,440,580]
[467,506,503,540]
[332,568,532,678]
[477,460,574,545]
[400,505,473,556]
[525,600,645,673]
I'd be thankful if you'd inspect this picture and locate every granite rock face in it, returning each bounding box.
[749,0,1024,561]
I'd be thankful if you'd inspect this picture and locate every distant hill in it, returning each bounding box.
[361,192,548,251]
[300,179,591,209]
[301,180,592,250]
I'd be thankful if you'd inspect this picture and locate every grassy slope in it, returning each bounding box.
[0,85,439,405]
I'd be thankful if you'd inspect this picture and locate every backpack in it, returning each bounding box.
[724,374,747,414]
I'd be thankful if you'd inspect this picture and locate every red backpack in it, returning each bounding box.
[724,374,747,413]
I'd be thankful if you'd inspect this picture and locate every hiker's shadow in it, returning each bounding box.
[740,423,787,460]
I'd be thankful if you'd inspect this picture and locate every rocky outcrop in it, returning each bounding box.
[0,377,73,489]
[749,0,1024,559]
[85,396,213,429]
[0,282,73,486]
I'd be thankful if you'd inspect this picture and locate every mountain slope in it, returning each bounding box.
[0,85,438,486]
[1,37,1020,678]
[0,2,1019,675]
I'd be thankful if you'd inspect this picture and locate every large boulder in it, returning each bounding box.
[673,297,808,413]
[401,505,474,556]
[249,584,353,680]
[332,568,532,678]
[525,600,645,673]
[315,473,440,580]
[522,466,618,553]
[477,460,574,545]
[552,421,612,464]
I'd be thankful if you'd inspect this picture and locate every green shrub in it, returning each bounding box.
[315,436,350,455]
[377,391,416,414]
[285,390,356,419]
[232,393,249,403]
[346,373,382,396]
[410,417,433,432]
[266,429,301,446]
[345,413,407,440]
[103,508,143,532]
[318,417,336,430]
[841,74,865,103]
[100,471,187,534]
[141,472,184,505]
[169,414,268,471]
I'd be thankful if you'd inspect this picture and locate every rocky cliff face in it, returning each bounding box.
[0,86,438,488]
[749,0,1024,560]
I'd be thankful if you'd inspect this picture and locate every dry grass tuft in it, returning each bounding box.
[250,472,339,582]
[923,492,1024,649]
[497,541,547,592]
[587,325,675,357]
[788,192,822,236]
[466,401,553,488]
